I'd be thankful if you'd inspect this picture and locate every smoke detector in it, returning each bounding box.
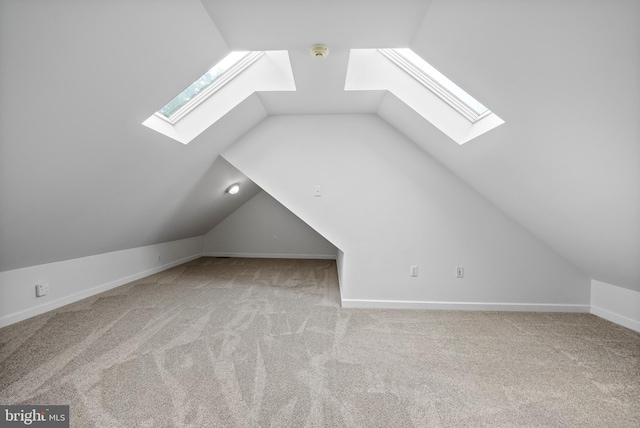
[310,44,329,59]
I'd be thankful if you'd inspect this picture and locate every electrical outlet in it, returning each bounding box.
[35,283,49,297]
[410,265,418,277]
[456,266,464,278]
[156,254,161,262]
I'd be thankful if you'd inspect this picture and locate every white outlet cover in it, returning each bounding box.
[35,283,49,297]
[410,265,418,277]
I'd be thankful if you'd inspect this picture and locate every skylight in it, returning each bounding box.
[143,50,295,145]
[156,51,264,124]
[379,48,490,123]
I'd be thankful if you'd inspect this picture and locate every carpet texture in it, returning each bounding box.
[0,257,638,427]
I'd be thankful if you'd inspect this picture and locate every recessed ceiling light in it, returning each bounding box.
[225,183,240,195]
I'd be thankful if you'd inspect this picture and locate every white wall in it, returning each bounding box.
[0,236,204,328]
[204,190,337,259]
[404,0,640,292]
[0,0,267,273]
[591,280,640,332]
[223,114,590,310]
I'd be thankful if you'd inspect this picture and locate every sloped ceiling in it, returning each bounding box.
[383,0,640,291]
[0,0,263,271]
[0,1,638,292]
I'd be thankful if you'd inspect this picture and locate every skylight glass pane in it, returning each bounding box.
[157,51,249,118]
[394,48,489,116]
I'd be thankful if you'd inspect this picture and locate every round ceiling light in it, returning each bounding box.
[225,183,240,195]
[310,44,329,59]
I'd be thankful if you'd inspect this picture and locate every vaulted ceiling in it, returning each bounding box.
[1,0,638,291]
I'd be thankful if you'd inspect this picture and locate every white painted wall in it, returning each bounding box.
[0,0,268,273]
[336,249,345,297]
[591,280,640,332]
[223,115,590,310]
[0,236,204,328]
[404,0,640,292]
[204,191,338,259]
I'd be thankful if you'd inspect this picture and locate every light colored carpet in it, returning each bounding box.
[0,257,638,427]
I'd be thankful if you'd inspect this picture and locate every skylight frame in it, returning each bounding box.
[155,50,264,125]
[379,48,491,123]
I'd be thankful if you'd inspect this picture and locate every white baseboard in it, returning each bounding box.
[0,254,201,329]
[591,305,640,332]
[591,280,640,332]
[4,253,636,336]
[341,298,590,313]
[0,237,205,329]
[203,252,337,260]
